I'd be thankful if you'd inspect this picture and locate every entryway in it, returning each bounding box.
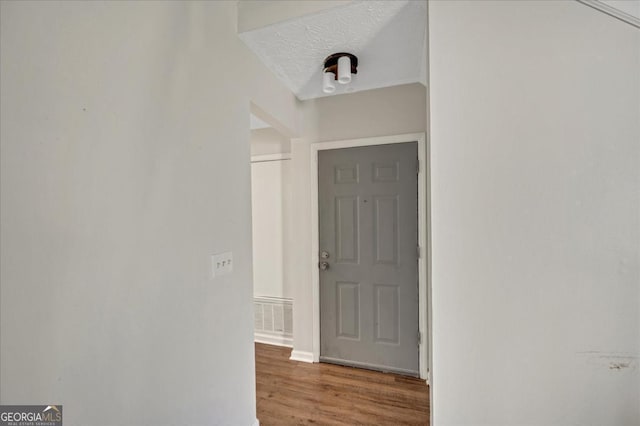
[318,142,420,376]
[310,133,429,380]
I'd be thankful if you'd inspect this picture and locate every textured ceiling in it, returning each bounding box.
[239,1,426,100]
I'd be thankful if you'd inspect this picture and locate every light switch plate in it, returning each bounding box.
[212,252,233,278]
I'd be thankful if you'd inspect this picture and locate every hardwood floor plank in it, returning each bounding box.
[255,343,429,425]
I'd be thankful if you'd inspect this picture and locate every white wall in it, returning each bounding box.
[250,128,291,156]
[291,83,427,356]
[429,1,639,425]
[250,127,293,301]
[602,1,640,19]
[0,2,297,425]
[302,83,427,142]
[251,158,293,299]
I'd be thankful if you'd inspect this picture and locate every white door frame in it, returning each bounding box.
[310,133,429,380]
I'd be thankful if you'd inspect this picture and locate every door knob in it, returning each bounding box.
[319,261,330,271]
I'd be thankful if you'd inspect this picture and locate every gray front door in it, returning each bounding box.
[318,142,419,376]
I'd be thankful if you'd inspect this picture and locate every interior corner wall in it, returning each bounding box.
[428,1,639,425]
[251,158,293,300]
[250,128,291,156]
[250,127,293,301]
[290,83,427,356]
[0,2,297,425]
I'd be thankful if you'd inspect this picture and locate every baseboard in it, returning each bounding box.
[289,350,314,363]
[254,332,293,348]
[252,418,260,426]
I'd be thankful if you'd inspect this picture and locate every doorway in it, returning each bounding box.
[310,133,429,380]
[318,142,420,376]
[249,104,295,348]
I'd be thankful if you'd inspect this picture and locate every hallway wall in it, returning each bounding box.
[428,1,639,424]
[251,158,293,300]
[0,2,297,425]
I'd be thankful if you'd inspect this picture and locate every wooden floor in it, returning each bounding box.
[255,343,430,425]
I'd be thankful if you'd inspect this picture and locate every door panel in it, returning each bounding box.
[374,284,399,344]
[374,195,399,264]
[337,281,360,339]
[319,142,419,375]
[335,196,359,263]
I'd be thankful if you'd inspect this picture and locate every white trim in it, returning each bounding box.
[252,418,260,426]
[254,332,293,348]
[289,350,314,363]
[254,296,293,303]
[309,133,430,380]
[576,0,640,29]
[250,153,291,163]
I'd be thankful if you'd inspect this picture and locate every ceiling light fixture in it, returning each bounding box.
[322,53,358,94]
